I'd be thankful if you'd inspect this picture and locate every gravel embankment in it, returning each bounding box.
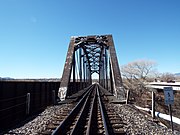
[6,105,67,135]
[114,104,180,135]
[5,104,180,135]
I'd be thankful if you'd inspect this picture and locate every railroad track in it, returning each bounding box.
[39,84,126,135]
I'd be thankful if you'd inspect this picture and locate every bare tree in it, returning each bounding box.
[121,59,157,99]
[121,59,157,81]
[175,75,180,82]
[160,72,175,82]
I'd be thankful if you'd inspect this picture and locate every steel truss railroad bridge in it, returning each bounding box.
[59,34,125,101]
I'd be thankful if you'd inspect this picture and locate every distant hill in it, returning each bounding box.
[0,77,14,80]
[0,77,61,82]
[175,73,180,76]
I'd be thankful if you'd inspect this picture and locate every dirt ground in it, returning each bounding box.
[129,90,180,131]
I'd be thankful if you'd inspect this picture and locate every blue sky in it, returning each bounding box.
[0,0,180,78]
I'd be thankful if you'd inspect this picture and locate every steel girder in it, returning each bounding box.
[58,35,125,101]
[107,35,125,100]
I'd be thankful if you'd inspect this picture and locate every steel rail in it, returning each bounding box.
[52,85,94,135]
[70,85,95,135]
[86,85,97,135]
[97,85,109,135]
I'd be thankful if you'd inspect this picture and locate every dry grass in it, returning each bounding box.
[129,89,180,131]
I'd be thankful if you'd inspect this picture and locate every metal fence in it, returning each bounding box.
[0,81,60,132]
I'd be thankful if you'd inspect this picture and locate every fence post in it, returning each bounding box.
[152,91,155,119]
[126,89,130,104]
[52,90,56,105]
[26,93,30,115]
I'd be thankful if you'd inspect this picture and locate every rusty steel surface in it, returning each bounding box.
[58,38,75,100]
[107,35,125,100]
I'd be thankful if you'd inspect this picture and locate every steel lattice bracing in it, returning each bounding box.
[58,35,125,101]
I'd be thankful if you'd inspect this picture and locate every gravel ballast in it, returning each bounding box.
[5,104,180,135]
[114,104,180,135]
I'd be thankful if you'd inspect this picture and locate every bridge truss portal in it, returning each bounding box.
[58,35,125,101]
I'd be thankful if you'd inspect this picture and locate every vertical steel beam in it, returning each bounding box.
[58,37,75,100]
[83,55,86,88]
[99,47,104,88]
[107,35,125,100]
[79,48,82,90]
[103,52,105,88]
[73,51,76,93]
[88,66,91,85]
[105,49,108,90]
[109,59,114,94]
